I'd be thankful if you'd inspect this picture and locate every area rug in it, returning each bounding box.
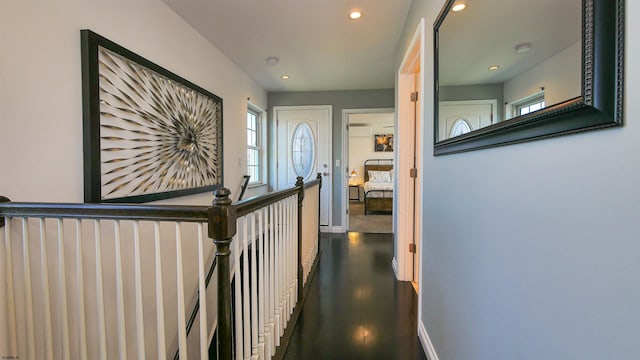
[348,202,392,233]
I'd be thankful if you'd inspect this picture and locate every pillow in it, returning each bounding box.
[368,170,392,183]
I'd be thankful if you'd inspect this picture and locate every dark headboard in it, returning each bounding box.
[364,159,393,182]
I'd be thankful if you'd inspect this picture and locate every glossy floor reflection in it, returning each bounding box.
[283,232,426,360]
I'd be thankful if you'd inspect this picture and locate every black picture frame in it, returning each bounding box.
[374,134,394,152]
[433,0,624,155]
[81,30,224,203]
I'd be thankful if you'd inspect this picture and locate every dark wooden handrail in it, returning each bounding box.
[235,179,320,217]
[0,202,209,223]
[0,180,322,224]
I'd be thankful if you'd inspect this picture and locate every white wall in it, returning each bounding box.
[397,1,640,359]
[0,0,267,204]
[504,41,581,112]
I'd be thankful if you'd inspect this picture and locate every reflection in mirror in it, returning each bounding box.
[437,0,582,141]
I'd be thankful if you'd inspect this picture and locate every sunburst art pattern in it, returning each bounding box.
[97,47,222,200]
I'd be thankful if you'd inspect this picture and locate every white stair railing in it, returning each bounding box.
[0,175,321,360]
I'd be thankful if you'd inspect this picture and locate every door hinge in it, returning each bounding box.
[410,92,418,102]
[409,168,418,178]
[409,243,416,253]
[346,209,349,215]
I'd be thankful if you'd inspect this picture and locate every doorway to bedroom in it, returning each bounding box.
[342,109,395,233]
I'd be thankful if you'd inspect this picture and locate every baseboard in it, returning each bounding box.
[392,257,400,279]
[418,320,439,360]
[331,226,345,233]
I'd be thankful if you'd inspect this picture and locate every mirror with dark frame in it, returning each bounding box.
[434,0,624,155]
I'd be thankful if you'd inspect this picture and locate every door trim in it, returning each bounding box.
[341,108,395,232]
[273,105,332,230]
[396,16,425,331]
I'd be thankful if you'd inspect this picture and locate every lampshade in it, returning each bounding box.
[350,169,357,177]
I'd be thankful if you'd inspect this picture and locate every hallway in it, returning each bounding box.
[283,232,426,359]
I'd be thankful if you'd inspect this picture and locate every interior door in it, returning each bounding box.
[275,106,331,229]
[439,100,495,140]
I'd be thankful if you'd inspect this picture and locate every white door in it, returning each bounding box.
[275,106,332,229]
[438,100,496,140]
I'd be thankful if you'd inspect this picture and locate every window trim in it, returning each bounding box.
[246,103,267,186]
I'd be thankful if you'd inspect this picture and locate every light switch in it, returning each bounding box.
[335,159,341,167]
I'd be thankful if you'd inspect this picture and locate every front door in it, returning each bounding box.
[438,100,496,140]
[274,106,332,229]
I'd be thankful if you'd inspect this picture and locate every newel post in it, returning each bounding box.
[296,176,304,301]
[208,188,236,360]
[0,196,10,228]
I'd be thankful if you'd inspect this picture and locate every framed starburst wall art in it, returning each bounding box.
[81,30,223,203]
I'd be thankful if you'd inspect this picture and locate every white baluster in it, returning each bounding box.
[4,218,18,357]
[264,206,273,358]
[154,222,167,359]
[197,223,208,360]
[233,233,244,360]
[251,213,258,358]
[278,201,287,334]
[257,208,266,359]
[75,220,88,359]
[22,218,36,358]
[38,219,54,360]
[114,221,128,360]
[57,219,71,359]
[242,216,250,359]
[274,202,282,342]
[133,221,146,359]
[176,223,187,359]
[269,204,276,353]
[94,220,107,360]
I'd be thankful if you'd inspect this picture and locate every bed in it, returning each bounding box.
[363,159,394,215]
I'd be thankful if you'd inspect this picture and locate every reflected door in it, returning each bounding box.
[439,100,496,140]
[275,106,331,228]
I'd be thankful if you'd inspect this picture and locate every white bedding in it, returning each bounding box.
[363,181,394,198]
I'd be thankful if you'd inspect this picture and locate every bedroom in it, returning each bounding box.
[346,111,395,233]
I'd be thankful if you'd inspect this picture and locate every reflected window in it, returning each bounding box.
[450,119,472,138]
[291,123,315,178]
[517,94,546,116]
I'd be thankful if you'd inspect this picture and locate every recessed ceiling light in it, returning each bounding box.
[281,75,290,80]
[266,56,279,65]
[488,65,500,71]
[515,42,532,53]
[349,10,362,19]
[451,3,466,12]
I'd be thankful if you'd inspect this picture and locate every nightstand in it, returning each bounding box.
[349,184,360,201]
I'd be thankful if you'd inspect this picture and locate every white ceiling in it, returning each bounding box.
[163,0,413,92]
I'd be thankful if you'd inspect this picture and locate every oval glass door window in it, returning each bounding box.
[291,123,315,179]
[450,118,472,138]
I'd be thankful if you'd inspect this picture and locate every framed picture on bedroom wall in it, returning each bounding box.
[374,134,393,152]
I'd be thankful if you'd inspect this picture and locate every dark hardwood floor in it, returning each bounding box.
[283,232,426,360]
